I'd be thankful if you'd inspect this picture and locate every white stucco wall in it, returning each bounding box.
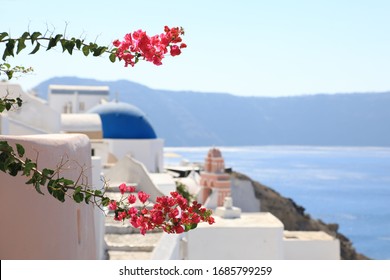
[0,134,97,259]
[151,233,183,260]
[149,173,177,195]
[283,231,340,260]
[0,84,61,134]
[152,213,341,260]
[231,177,261,212]
[107,138,164,173]
[186,213,284,260]
[91,140,110,166]
[0,114,9,134]
[103,155,165,202]
[48,85,109,114]
[91,156,106,260]
[61,113,102,133]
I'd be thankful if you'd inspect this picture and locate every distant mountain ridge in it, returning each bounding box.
[33,76,390,147]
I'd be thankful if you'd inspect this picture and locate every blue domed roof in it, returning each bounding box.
[88,102,157,139]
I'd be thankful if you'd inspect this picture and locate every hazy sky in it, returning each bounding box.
[1,0,390,97]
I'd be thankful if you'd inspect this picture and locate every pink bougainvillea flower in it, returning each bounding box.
[138,191,150,204]
[128,207,138,216]
[119,183,136,194]
[114,210,128,221]
[207,216,215,225]
[127,194,137,204]
[108,200,117,211]
[113,26,186,67]
[170,45,181,56]
[174,225,184,234]
[150,210,165,225]
[111,180,214,235]
[98,25,216,235]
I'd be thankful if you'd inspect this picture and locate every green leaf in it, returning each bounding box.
[65,41,75,55]
[84,192,92,204]
[39,176,47,186]
[15,143,25,157]
[0,32,9,41]
[58,177,74,186]
[16,38,26,54]
[52,188,65,202]
[88,43,97,55]
[42,168,54,178]
[2,39,15,60]
[25,178,33,184]
[47,179,66,202]
[40,168,54,185]
[28,170,41,182]
[5,101,12,111]
[0,141,13,153]
[29,43,40,55]
[26,172,44,195]
[93,46,107,57]
[46,38,56,51]
[101,197,110,207]
[23,159,37,176]
[5,70,13,80]
[34,181,45,195]
[6,39,16,55]
[73,188,84,203]
[47,34,62,51]
[184,223,198,232]
[109,53,117,63]
[54,34,62,43]
[94,190,102,196]
[21,32,30,39]
[75,39,82,49]
[16,97,23,107]
[82,45,89,56]
[47,179,55,193]
[60,39,67,52]
[0,151,13,171]
[89,42,98,49]
[30,32,42,44]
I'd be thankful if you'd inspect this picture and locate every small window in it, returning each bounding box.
[63,102,72,113]
[79,102,85,112]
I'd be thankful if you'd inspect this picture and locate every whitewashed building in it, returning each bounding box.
[48,84,109,114]
[0,82,340,260]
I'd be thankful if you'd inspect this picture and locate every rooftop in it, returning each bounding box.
[49,84,109,95]
[284,230,336,241]
[198,212,284,229]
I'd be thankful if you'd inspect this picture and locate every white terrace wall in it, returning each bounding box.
[106,138,164,173]
[185,213,284,260]
[0,134,97,259]
[7,87,61,134]
[283,231,341,260]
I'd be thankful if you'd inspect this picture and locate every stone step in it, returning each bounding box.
[105,215,163,235]
[107,250,153,260]
[105,232,163,252]
[105,182,138,193]
[105,218,135,235]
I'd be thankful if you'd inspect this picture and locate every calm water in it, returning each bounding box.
[164,146,390,260]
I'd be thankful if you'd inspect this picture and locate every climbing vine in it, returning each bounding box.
[0,26,214,234]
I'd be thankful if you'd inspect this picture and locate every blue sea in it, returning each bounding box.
[164,146,390,260]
